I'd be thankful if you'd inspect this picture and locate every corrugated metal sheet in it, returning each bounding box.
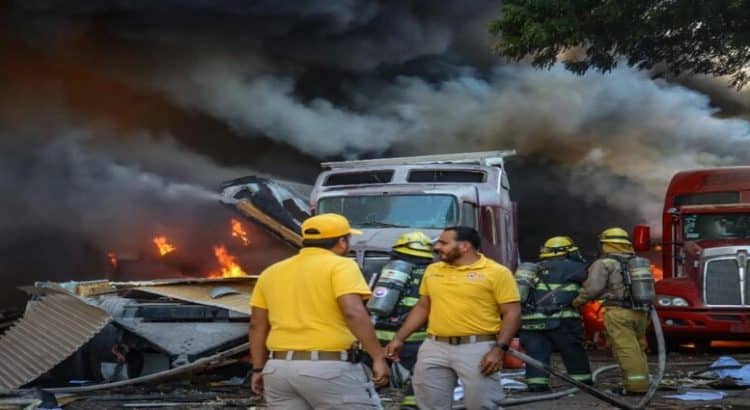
[0,290,111,390]
[135,279,256,315]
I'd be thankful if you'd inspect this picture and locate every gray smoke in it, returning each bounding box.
[2,0,750,284]
[162,66,403,158]
[164,63,750,229]
[0,127,258,254]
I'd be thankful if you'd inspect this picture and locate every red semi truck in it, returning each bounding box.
[635,167,750,350]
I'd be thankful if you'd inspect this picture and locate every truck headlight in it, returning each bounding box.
[656,295,689,307]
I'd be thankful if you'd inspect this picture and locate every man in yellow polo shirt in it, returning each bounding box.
[249,213,389,409]
[385,226,521,410]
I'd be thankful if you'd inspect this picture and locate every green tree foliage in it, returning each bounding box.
[489,0,750,87]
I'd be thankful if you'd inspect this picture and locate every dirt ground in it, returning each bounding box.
[56,349,750,409]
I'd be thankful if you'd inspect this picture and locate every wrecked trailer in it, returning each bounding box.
[220,175,310,249]
[0,277,255,392]
[0,177,307,393]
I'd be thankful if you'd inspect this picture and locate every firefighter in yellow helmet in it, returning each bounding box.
[371,231,434,409]
[516,236,592,392]
[573,227,650,395]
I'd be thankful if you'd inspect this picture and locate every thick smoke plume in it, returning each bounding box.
[162,60,750,229]
[1,0,750,308]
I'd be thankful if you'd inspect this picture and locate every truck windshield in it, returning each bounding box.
[317,194,459,229]
[683,213,750,240]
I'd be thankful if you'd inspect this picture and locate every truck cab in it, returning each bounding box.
[639,167,750,347]
[309,151,519,281]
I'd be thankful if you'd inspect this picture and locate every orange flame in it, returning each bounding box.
[210,245,248,278]
[153,236,176,256]
[231,218,250,246]
[651,264,663,281]
[107,252,118,269]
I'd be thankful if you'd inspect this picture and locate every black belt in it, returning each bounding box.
[430,335,496,345]
[270,351,349,361]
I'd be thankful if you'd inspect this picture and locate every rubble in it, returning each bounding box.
[220,176,309,249]
[0,288,111,390]
[0,177,307,396]
[0,278,254,392]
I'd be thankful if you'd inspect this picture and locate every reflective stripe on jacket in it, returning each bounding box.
[522,256,587,330]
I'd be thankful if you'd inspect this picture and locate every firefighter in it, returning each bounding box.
[371,231,434,409]
[385,226,521,410]
[572,227,650,395]
[517,236,593,392]
[249,213,389,409]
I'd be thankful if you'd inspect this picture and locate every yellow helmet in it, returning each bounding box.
[539,236,579,259]
[599,227,631,244]
[393,231,434,259]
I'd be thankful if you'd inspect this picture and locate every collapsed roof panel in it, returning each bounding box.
[0,290,111,390]
[132,279,255,315]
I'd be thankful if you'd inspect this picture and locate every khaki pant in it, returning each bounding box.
[262,359,381,409]
[413,338,503,410]
[604,307,650,393]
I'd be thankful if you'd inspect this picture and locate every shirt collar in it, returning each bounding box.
[299,247,337,256]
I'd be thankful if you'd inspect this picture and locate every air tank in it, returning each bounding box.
[366,260,414,317]
[514,262,541,304]
[627,256,656,307]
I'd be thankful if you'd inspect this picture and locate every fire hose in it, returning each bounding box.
[450,308,666,409]
[497,308,665,409]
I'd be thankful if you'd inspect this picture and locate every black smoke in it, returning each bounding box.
[1,1,749,308]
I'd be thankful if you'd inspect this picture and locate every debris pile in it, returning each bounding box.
[0,277,255,394]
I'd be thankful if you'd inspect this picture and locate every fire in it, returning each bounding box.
[148,219,251,278]
[651,264,663,281]
[210,245,248,278]
[153,236,176,256]
[107,252,118,269]
[231,218,250,245]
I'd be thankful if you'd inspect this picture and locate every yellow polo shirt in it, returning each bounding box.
[250,247,371,351]
[419,254,520,336]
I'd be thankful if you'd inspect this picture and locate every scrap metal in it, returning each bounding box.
[0,289,111,390]
[234,199,302,248]
[131,278,256,315]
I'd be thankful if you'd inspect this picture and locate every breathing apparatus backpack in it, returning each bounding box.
[514,262,541,305]
[608,255,656,311]
[366,259,414,317]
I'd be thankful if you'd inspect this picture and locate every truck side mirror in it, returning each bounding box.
[633,225,651,252]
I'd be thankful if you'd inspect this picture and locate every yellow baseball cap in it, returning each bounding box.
[302,213,363,240]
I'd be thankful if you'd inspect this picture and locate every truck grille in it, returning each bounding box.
[705,259,742,305]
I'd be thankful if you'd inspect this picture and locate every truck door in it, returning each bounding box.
[479,205,517,269]
[480,206,502,264]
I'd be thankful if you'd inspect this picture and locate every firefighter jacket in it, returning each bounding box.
[374,253,430,342]
[573,252,632,308]
[522,256,587,330]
